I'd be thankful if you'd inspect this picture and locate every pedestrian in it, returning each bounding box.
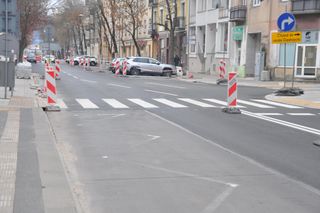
[174,54,181,66]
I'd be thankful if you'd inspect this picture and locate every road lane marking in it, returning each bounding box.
[145,89,178,97]
[179,98,216,108]
[128,99,158,108]
[102,99,129,109]
[154,98,187,108]
[73,76,79,79]
[146,82,186,89]
[108,83,131,89]
[203,99,245,108]
[254,113,283,116]
[252,99,303,109]
[238,99,274,108]
[242,110,320,136]
[287,113,315,116]
[76,99,99,109]
[145,110,320,197]
[80,79,97,83]
[57,99,68,109]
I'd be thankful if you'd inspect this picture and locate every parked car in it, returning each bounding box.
[126,57,176,76]
[43,55,55,63]
[65,57,70,64]
[84,56,97,66]
[26,53,36,63]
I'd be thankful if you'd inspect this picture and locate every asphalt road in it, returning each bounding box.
[34,63,320,213]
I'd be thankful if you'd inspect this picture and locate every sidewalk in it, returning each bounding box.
[178,72,320,109]
[0,79,77,213]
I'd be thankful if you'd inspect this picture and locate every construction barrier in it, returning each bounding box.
[217,60,227,84]
[55,60,61,80]
[222,72,241,114]
[45,67,60,111]
[115,60,120,75]
[122,60,127,76]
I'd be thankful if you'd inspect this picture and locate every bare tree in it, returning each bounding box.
[165,0,177,65]
[97,0,118,58]
[18,0,49,61]
[120,0,147,57]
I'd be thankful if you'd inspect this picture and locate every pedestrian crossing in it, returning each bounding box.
[54,97,315,113]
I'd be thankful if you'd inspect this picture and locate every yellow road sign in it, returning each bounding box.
[272,32,302,44]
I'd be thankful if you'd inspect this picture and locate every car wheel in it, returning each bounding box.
[74,61,79,65]
[90,61,96,66]
[131,67,140,76]
[163,70,172,77]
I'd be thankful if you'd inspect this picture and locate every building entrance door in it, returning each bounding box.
[295,44,317,78]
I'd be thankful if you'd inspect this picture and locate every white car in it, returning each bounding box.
[126,57,176,76]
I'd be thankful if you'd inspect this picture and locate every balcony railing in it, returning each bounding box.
[292,0,320,14]
[174,16,186,31]
[219,8,229,19]
[230,5,247,22]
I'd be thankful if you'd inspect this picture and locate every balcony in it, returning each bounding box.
[219,8,229,19]
[230,5,247,22]
[174,16,186,31]
[292,0,320,14]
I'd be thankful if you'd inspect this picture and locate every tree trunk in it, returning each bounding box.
[72,27,78,55]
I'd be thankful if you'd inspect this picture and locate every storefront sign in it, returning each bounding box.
[233,26,244,41]
[272,32,302,44]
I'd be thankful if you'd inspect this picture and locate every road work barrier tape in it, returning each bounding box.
[55,60,61,80]
[115,61,120,75]
[122,60,127,76]
[223,72,241,114]
[187,71,193,79]
[45,67,57,105]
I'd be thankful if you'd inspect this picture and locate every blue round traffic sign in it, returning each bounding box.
[277,13,296,32]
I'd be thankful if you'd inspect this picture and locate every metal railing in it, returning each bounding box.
[230,5,247,22]
[292,0,320,14]
[219,8,229,19]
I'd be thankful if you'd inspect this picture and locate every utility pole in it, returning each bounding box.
[4,0,8,99]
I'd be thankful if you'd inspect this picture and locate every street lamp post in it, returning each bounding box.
[4,0,8,99]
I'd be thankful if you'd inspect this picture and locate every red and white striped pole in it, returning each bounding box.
[115,60,120,75]
[223,72,241,114]
[219,60,226,79]
[122,60,127,76]
[45,67,60,111]
[55,60,61,80]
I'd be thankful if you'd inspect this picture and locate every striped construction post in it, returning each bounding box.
[217,60,228,84]
[222,72,241,114]
[122,60,127,76]
[45,67,60,111]
[115,60,120,75]
[219,60,226,79]
[55,60,61,80]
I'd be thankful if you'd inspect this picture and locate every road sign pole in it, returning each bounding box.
[284,43,287,88]
[291,44,297,88]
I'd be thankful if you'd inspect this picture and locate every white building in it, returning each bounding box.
[188,0,242,75]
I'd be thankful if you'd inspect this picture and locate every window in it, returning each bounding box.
[253,0,261,7]
[218,22,229,52]
[198,0,206,12]
[190,27,196,53]
[160,9,163,25]
[149,59,159,64]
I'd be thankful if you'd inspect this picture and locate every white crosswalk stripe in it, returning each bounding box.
[252,99,303,109]
[76,99,99,109]
[237,99,274,108]
[203,99,245,108]
[154,98,187,108]
[128,99,159,108]
[286,113,315,116]
[103,99,129,109]
[179,98,216,108]
[57,99,68,109]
